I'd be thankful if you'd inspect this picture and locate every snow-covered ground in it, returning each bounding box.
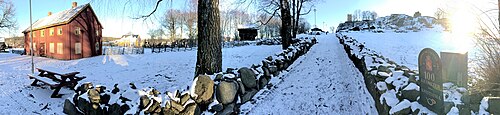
[0,45,281,114]
[243,34,377,114]
[344,30,479,70]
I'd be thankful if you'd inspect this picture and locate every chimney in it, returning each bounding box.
[72,2,77,8]
[48,12,52,16]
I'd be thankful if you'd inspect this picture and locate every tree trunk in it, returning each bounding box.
[195,0,222,76]
[280,0,292,49]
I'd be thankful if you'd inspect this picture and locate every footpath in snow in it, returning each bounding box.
[246,34,377,114]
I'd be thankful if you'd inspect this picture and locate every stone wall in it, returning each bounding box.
[336,33,500,114]
[63,37,316,115]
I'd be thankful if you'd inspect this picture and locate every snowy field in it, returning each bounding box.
[344,29,480,70]
[0,44,281,114]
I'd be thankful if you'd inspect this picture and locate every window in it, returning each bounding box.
[57,43,63,54]
[32,31,36,37]
[41,30,45,37]
[95,42,99,52]
[96,30,99,36]
[49,28,54,36]
[75,27,81,35]
[75,43,81,54]
[49,43,54,53]
[57,28,63,35]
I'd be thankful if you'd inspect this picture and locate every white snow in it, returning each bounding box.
[24,4,88,32]
[389,99,411,114]
[244,34,377,114]
[403,83,419,91]
[0,44,281,114]
[380,89,399,107]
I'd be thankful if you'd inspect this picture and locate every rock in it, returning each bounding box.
[180,93,190,105]
[262,60,269,68]
[393,107,411,115]
[378,65,392,73]
[265,56,273,61]
[145,100,162,114]
[401,89,419,102]
[258,76,270,89]
[100,94,110,105]
[237,81,245,95]
[191,75,215,105]
[77,82,93,95]
[216,81,238,104]
[214,74,223,81]
[108,103,122,115]
[63,99,80,115]
[149,88,161,96]
[217,103,235,115]
[226,68,236,74]
[487,97,500,114]
[139,95,150,109]
[240,89,258,103]
[77,96,91,114]
[238,67,258,89]
[162,105,176,115]
[262,66,271,77]
[444,102,454,114]
[180,103,201,115]
[210,104,223,112]
[457,104,471,115]
[95,85,106,94]
[269,66,279,76]
[411,108,420,115]
[171,101,185,113]
[87,89,101,109]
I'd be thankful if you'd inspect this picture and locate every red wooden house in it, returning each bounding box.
[23,2,103,60]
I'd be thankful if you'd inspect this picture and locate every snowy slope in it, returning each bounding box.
[0,45,281,114]
[244,34,377,114]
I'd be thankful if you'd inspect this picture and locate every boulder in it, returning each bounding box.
[444,102,454,114]
[393,107,411,115]
[77,96,91,114]
[240,89,258,103]
[238,67,258,89]
[108,103,122,115]
[378,65,392,73]
[262,66,271,77]
[214,74,223,81]
[171,101,185,114]
[217,103,235,115]
[180,103,201,115]
[237,81,245,95]
[216,81,238,104]
[487,97,500,114]
[87,89,101,109]
[77,82,93,95]
[401,89,419,102]
[63,99,80,115]
[139,95,150,109]
[258,76,270,89]
[180,93,191,105]
[210,104,223,112]
[191,75,215,105]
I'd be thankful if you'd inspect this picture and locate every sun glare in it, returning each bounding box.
[443,2,478,53]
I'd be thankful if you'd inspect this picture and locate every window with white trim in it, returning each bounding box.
[75,43,81,54]
[41,30,45,37]
[57,43,63,54]
[58,28,63,35]
[75,27,81,35]
[49,43,54,53]
[49,28,54,36]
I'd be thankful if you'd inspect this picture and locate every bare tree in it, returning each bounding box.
[0,0,16,32]
[370,11,378,21]
[161,9,181,41]
[291,0,315,38]
[353,9,361,21]
[434,8,447,20]
[195,0,222,75]
[470,1,500,96]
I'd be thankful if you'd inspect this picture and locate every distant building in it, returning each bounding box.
[347,14,353,22]
[22,2,103,60]
[414,11,421,17]
[237,24,258,41]
[116,34,141,47]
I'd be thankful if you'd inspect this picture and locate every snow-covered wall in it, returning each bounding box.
[63,37,317,114]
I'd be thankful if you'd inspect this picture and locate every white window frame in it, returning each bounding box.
[75,42,81,54]
[49,43,54,53]
[49,28,54,36]
[57,28,63,35]
[57,43,63,54]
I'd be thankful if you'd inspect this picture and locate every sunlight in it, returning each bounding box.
[443,2,478,53]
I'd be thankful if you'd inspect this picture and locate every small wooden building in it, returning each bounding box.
[237,24,258,41]
[22,2,103,60]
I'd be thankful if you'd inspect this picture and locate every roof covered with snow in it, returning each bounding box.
[238,24,258,29]
[23,4,96,32]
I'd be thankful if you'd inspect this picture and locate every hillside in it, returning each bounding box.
[337,14,443,32]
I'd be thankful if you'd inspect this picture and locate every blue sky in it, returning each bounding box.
[6,0,489,38]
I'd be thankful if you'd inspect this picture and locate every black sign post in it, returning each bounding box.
[418,48,444,114]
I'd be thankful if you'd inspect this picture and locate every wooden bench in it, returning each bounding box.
[28,67,86,98]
